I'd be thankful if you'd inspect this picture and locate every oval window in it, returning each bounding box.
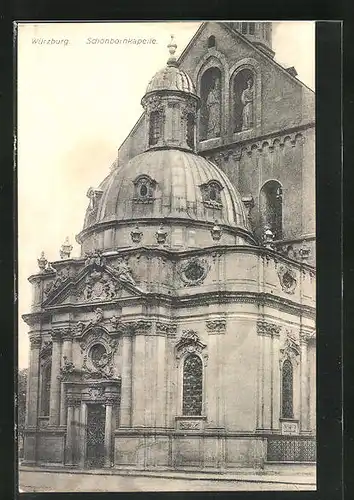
[90,343,107,368]
[283,271,295,289]
[140,184,148,197]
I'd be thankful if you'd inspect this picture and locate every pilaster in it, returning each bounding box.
[132,335,145,426]
[300,332,310,432]
[131,321,152,427]
[26,333,41,427]
[60,329,73,426]
[23,332,41,464]
[256,320,281,431]
[79,402,87,468]
[49,329,62,426]
[104,401,114,467]
[65,402,74,465]
[205,319,226,430]
[155,334,167,428]
[120,333,133,427]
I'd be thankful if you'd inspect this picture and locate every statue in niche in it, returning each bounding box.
[206,78,221,139]
[241,78,254,130]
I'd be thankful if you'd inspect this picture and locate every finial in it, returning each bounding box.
[60,237,73,259]
[156,225,168,244]
[37,251,48,272]
[167,34,178,66]
[130,225,143,244]
[263,225,275,250]
[211,221,222,241]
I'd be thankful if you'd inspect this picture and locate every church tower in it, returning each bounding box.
[225,21,275,58]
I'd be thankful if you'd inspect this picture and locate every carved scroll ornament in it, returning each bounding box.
[175,330,208,364]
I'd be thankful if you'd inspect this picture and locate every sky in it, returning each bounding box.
[17,21,315,369]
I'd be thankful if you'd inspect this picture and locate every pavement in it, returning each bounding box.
[19,465,316,492]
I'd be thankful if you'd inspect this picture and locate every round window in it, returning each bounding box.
[90,344,107,368]
[184,262,204,282]
[140,184,148,197]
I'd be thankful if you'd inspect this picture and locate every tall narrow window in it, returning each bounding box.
[186,113,195,149]
[182,354,203,415]
[259,180,283,239]
[41,362,51,416]
[249,22,255,35]
[241,22,247,34]
[281,359,294,418]
[207,35,216,48]
[149,111,162,146]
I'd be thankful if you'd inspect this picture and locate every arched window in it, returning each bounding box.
[41,362,51,416]
[149,110,162,146]
[186,113,195,149]
[207,35,216,48]
[200,67,222,141]
[281,359,294,418]
[182,354,203,415]
[232,68,255,133]
[200,179,223,208]
[259,180,283,239]
[133,174,157,203]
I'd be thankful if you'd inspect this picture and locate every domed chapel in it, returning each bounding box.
[22,22,316,471]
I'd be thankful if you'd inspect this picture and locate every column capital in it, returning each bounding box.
[51,326,73,342]
[29,334,41,348]
[127,320,152,335]
[66,394,81,407]
[257,320,281,337]
[206,318,227,334]
[104,395,119,405]
[300,331,310,345]
[156,321,177,337]
[62,328,74,341]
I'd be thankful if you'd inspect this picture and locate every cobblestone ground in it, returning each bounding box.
[19,471,316,492]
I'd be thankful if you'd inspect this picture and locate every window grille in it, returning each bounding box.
[282,359,294,418]
[267,437,316,462]
[182,354,203,415]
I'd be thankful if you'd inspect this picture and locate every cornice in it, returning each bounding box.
[200,123,315,160]
[22,312,44,327]
[41,289,315,320]
[48,244,315,273]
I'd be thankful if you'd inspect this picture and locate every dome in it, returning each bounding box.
[79,149,254,246]
[145,65,197,97]
[76,37,256,252]
[144,35,198,98]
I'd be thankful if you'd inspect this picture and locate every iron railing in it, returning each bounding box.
[267,436,316,462]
